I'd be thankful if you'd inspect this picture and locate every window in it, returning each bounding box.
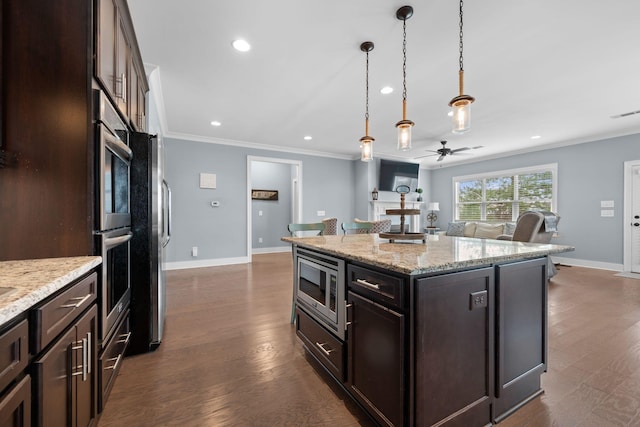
[454,164,557,222]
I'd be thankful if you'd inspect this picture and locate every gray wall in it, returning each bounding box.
[429,133,640,265]
[164,138,355,263]
[251,161,292,249]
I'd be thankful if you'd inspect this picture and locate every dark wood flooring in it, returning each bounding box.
[97,254,640,426]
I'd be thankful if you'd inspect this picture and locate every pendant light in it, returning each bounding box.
[449,0,475,134]
[395,6,414,151]
[359,41,374,162]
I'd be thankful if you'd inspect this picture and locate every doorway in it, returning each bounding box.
[623,160,640,273]
[246,156,302,262]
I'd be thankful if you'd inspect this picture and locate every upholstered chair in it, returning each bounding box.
[321,217,338,235]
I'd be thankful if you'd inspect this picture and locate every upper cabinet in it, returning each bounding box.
[96,0,148,132]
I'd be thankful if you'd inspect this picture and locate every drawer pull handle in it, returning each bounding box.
[356,279,380,290]
[61,293,92,309]
[117,332,132,345]
[71,336,89,381]
[105,354,122,371]
[315,342,334,357]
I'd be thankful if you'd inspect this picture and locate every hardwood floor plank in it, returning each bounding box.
[98,255,640,426]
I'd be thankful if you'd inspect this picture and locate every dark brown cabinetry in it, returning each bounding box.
[493,258,547,422]
[0,320,30,427]
[415,268,494,427]
[295,308,345,381]
[99,310,131,412]
[33,305,97,427]
[31,272,99,427]
[96,0,148,132]
[346,264,406,427]
[0,0,94,260]
[347,291,404,427]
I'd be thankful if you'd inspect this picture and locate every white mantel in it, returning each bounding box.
[370,200,424,232]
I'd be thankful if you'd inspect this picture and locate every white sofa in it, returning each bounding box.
[438,221,516,240]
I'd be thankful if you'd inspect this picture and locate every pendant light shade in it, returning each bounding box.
[359,41,375,162]
[396,6,414,151]
[449,0,475,134]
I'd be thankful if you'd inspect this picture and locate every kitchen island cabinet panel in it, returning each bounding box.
[493,258,547,422]
[347,291,404,427]
[415,268,494,427]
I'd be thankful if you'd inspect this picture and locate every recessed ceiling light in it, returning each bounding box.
[531,135,541,140]
[232,39,251,52]
[210,121,221,127]
[304,136,312,141]
[380,86,394,94]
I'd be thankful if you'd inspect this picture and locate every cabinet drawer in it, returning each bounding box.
[0,320,28,394]
[99,311,130,412]
[0,375,30,427]
[296,308,344,382]
[348,264,404,310]
[32,272,97,353]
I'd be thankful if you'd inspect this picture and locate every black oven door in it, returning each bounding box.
[97,123,132,231]
[99,227,132,345]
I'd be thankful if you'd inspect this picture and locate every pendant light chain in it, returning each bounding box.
[402,18,408,103]
[365,50,370,122]
[458,0,464,72]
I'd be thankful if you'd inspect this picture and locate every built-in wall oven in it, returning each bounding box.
[295,247,346,340]
[95,90,131,231]
[94,90,132,347]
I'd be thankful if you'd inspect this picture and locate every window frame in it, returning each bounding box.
[452,163,558,222]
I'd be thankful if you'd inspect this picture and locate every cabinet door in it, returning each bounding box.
[129,61,138,130]
[493,258,547,422]
[97,0,117,98]
[415,268,494,427]
[74,306,97,427]
[0,375,31,427]
[33,326,76,427]
[347,291,404,427]
[115,15,129,114]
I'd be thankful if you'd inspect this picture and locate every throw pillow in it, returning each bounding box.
[474,223,505,239]
[504,222,517,236]
[463,222,477,237]
[446,222,466,237]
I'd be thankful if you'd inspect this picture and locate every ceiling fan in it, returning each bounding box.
[416,140,482,162]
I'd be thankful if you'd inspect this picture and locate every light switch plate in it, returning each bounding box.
[600,200,614,208]
[317,210,326,217]
[601,210,614,217]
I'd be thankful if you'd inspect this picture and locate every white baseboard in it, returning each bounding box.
[165,256,249,271]
[252,246,291,255]
[551,256,623,272]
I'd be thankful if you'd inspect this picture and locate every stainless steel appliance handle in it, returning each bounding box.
[104,129,133,163]
[104,232,133,250]
[162,179,172,247]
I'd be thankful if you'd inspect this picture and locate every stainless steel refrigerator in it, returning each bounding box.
[129,132,171,354]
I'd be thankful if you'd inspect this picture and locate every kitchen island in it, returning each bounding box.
[282,234,574,427]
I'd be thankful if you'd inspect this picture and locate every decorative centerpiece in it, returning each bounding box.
[379,185,427,243]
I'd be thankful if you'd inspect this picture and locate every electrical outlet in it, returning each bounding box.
[469,291,488,310]
[258,237,263,243]
[192,246,198,257]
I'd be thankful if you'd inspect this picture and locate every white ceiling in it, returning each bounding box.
[127,0,640,168]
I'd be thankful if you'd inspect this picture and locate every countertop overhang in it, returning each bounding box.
[0,256,102,324]
[282,234,574,276]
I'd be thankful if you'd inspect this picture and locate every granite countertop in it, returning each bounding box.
[282,234,574,275]
[0,256,102,325]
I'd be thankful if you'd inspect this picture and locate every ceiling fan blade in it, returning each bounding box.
[437,155,445,162]
[451,147,471,153]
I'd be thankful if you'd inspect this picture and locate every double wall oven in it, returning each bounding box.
[94,90,132,347]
